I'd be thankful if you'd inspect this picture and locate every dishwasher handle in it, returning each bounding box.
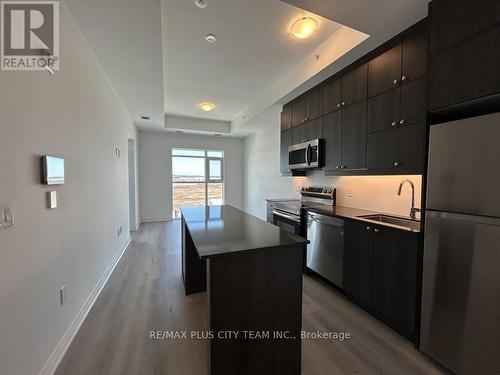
[307,212,344,229]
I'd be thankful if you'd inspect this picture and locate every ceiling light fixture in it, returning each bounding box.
[291,17,318,39]
[205,33,216,43]
[194,0,208,8]
[199,102,215,112]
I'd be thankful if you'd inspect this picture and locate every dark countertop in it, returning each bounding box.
[181,205,308,259]
[304,205,422,233]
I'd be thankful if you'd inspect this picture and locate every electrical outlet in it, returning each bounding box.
[60,285,66,306]
[348,187,355,198]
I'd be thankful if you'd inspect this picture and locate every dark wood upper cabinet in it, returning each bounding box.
[280,104,292,132]
[305,88,323,121]
[305,117,322,141]
[428,24,500,111]
[341,101,367,170]
[342,64,368,106]
[368,78,425,134]
[280,130,291,174]
[343,220,374,308]
[323,78,343,115]
[367,88,401,133]
[402,21,427,82]
[323,111,342,170]
[429,0,500,55]
[368,45,402,97]
[291,96,306,127]
[401,78,426,125]
[373,227,419,341]
[290,124,306,145]
[367,123,425,173]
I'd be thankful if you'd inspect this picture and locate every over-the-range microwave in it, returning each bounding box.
[288,139,323,170]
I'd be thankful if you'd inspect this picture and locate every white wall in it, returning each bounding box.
[0,4,136,375]
[139,131,244,222]
[243,105,422,220]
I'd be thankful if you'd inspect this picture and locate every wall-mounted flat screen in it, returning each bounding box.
[41,156,65,185]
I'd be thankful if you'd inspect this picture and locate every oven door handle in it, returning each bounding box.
[272,210,301,223]
[305,144,310,165]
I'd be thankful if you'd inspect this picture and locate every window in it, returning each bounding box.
[172,148,224,217]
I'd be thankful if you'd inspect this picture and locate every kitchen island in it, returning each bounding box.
[181,205,308,375]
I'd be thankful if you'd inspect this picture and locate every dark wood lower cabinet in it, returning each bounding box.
[367,123,425,173]
[343,220,421,342]
[373,227,419,341]
[343,221,374,308]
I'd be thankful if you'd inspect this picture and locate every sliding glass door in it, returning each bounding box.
[172,148,224,217]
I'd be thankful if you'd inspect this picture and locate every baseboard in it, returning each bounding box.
[140,217,176,223]
[39,238,131,375]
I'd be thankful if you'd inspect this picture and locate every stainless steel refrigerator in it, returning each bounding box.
[421,112,500,375]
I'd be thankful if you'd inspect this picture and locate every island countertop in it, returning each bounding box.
[180,205,308,259]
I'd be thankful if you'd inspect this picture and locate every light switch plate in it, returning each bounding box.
[0,204,13,229]
[47,191,57,209]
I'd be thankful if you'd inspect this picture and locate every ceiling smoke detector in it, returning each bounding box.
[194,0,208,8]
[205,33,216,43]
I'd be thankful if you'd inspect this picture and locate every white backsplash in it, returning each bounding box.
[291,171,422,217]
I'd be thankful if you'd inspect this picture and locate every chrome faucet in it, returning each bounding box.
[397,179,421,220]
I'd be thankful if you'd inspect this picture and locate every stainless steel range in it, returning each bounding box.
[270,187,343,287]
[271,187,336,234]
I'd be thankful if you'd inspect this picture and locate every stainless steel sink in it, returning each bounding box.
[357,214,421,232]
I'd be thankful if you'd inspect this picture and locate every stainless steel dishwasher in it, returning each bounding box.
[306,212,344,287]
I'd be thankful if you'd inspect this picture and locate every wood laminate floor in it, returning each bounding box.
[55,221,447,375]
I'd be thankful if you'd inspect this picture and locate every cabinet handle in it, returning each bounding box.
[341,101,346,106]
[391,121,397,127]
[337,103,342,108]
[401,75,407,82]
[336,166,341,169]
[399,119,406,125]
[366,226,372,231]
[374,228,380,233]
[394,161,401,167]
[393,79,399,85]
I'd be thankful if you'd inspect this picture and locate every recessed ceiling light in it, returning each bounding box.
[140,115,150,120]
[199,102,215,111]
[194,0,208,8]
[291,17,318,39]
[205,33,216,43]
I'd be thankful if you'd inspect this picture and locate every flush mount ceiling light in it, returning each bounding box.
[291,17,318,39]
[205,33,216,43]
[194,0,208,8]
[199,102,215,112]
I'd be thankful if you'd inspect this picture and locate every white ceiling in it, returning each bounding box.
[64,0,429,136]
[164,0,343,122]
[63,0,165,130]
